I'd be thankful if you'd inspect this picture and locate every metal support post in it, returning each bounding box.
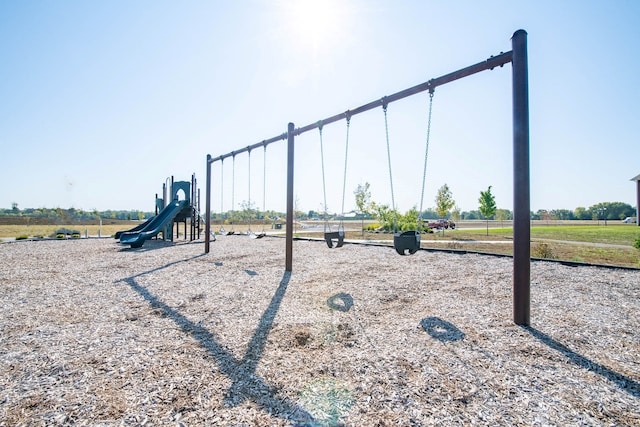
[285,123,295,272]
[205,154,212,253]
[512,29,531,325]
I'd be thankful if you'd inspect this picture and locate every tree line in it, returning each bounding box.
[3,187,635,224]
[1,204,152,222]
[350,182,635,226]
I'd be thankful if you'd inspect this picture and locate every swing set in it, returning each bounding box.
[205,30,530,325]
[217,147,269,238]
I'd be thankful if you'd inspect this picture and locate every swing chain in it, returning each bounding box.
[382,100,398,232]
[339,114,351,233]
[220,157,224,215]
[230,153,236,231]
[418,89,435,230]
[317,121,330,231]
[247,148,252,233]
[219,158,225,233]
[262,144,267,232]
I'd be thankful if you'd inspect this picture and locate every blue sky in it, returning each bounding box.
[1,0,639,215]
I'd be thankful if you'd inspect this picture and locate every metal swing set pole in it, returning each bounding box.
[204,30,529,324]
[511,30,530,325]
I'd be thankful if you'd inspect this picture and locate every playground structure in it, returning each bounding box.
[118,174,201,248]
[205,30,530,325]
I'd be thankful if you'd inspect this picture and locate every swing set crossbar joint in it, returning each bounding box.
[207,133,288,165]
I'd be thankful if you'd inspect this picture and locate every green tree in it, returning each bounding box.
[373,203,392,231]
[462,210,481,220]
[574,206,590,220]
[354,182,372,237]
[478,185,497,236]
[435,184,455,218]
[435,184,455,235]
[370,203,424,233]
[551,209,574,220]
[450,205,461,223]
[495,209,511,227]
[535,209,554,223]
[589,201,635,221]
[240,200,257,221]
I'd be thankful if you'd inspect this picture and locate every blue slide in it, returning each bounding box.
[119,200,188,248]
[114,216,154,239]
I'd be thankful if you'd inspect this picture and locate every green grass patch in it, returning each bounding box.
[558,245,640,267]
[530,225,638,245]
[459,225,638,246]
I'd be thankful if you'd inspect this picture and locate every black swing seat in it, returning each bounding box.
[248,231,266,239]
[394,230,421,255]
[324,231,345,248]
[220,227,235,236]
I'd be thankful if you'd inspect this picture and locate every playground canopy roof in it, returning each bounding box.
[630,173,640,182]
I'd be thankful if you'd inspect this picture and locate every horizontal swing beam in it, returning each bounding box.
[294,50,513,136]
[205,50,512,165]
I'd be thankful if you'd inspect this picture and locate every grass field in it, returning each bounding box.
[469,224,640,245]
[1,221,639,268]
[0,223,137,239]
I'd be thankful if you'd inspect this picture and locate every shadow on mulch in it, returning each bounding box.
[327,293,353,312]
[117,258,316,425]
[420,316,465,342]
[523,326,640,398]
[118,239,176,252]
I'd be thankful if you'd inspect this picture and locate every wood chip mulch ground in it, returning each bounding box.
[1,236,638,426]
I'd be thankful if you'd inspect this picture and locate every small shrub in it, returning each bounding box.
[16,235,29,240]
[634,236,640,250]
[446,241,463,250]
[364,223,381,232]
[532,242,557,259]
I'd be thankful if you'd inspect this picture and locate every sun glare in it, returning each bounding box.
[283,0,351,54]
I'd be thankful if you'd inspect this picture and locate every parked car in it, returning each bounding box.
[622,217,636,223]
[427,219,456,229]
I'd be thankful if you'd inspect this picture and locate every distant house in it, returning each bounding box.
[631,173,640,226]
